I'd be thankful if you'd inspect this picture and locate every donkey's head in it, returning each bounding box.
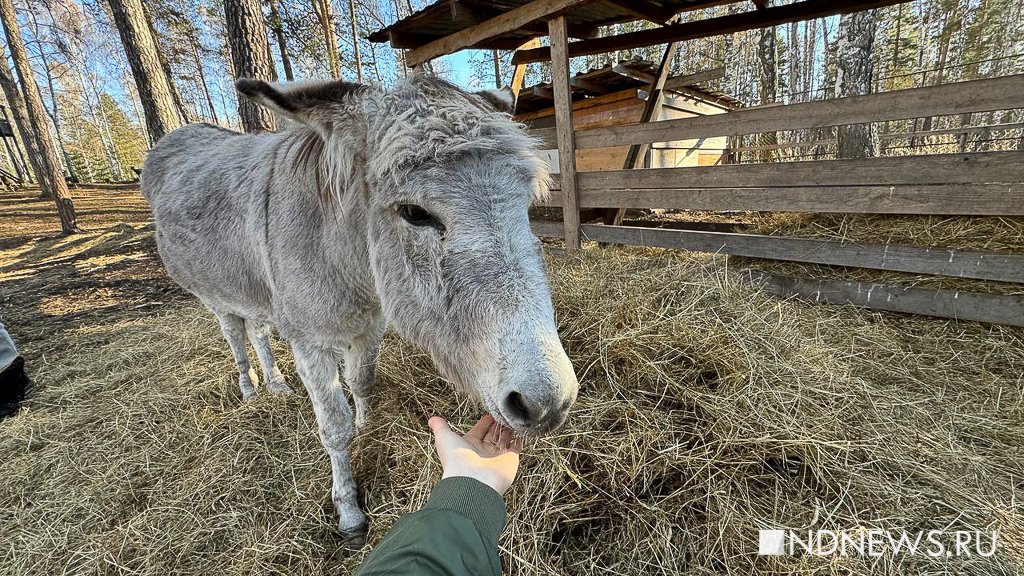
[237,76,578,435]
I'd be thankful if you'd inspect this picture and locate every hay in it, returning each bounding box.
[2,239,1022,575]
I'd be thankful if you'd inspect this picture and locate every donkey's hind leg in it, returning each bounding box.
[215,312,259,401]
[245,320,293,396]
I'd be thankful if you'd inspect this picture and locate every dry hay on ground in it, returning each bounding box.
[1,189,1022,574]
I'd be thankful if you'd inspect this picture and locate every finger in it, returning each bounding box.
[466,414,495,441]
[428,416,458,447]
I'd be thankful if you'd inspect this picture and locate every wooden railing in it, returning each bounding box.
[530,74,1024,326]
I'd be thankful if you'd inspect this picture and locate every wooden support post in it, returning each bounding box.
[548,16,580,250]
[603,43,680,226]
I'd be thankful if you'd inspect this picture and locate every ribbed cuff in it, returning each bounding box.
[423,476,507,545]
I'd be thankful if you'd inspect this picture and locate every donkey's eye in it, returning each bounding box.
[397,204,444,230]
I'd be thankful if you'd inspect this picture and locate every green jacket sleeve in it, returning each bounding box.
[356,476,507,576]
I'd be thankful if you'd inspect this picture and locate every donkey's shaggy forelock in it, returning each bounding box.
[365,78,551,201]
[141,75,578,539]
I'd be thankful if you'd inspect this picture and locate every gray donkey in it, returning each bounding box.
[140,76,578,538]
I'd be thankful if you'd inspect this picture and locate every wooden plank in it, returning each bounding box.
[533,85,555,99]
[881,122,1024,140]
[605,40,680,226]
[530,220,565,237]
[549,15,580,250]
[576,152,1024,189]
[570,75,609,94]
[515,87,642,122]
[527,126,557,148]
[540,184,1024,215]
[449,0,598,39]
[602,0,676,22]
[612,65,727,91]
[511,38,542,101]
[743,271,1024,327]
[512,0,915,64]
[574,75,1024,149]
[406,0,595,67]
[573,225,1024,282]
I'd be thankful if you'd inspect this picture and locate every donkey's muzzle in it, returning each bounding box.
[501,389,573,434]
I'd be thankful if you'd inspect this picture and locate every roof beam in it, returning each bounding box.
[613,65,727,89]
[450,0,598,40]
[532,84,555,99]
[407,0,597,67]
[512,0,915,64]
[569,75,609,93]
[601,0,676,23]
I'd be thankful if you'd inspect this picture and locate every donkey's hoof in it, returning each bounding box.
[339,522,369,548]
[241,390,258,403]
[268,381,294,396]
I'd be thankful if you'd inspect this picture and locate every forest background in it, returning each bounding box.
[0,0,1019,189]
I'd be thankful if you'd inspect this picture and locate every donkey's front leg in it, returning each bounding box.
[290,341,366,537]
[344,317,385,434]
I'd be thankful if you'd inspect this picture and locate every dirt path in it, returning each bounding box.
[0,187,188,356]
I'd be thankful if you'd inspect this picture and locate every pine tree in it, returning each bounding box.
[107,0,183,142]
[0,0,79,232]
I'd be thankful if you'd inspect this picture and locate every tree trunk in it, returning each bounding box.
[312,0,342,79]
[347,0,362,82]
[266,0,294,81]
[835,10,879,159]
[25,9,75,184]
[756,26,778,162]
[0,0,79,232]
[0,53,41,183]
[143,6,194,124]
[107,0,182,143]
[224,0,277,132]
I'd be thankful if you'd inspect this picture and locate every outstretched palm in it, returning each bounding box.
[428,415,522,496]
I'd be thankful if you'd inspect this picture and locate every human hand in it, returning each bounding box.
[428,414,522,496]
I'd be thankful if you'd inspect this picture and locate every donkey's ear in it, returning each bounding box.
[235,78,364,125]
[236,79,300,120]
[475,87,516,114]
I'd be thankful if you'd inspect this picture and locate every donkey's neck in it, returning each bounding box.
[270,126,377,301]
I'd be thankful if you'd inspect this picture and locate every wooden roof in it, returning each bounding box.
[368,0,745,51]
[515,60,742,114]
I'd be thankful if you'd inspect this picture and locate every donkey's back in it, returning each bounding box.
[142,123,279,318]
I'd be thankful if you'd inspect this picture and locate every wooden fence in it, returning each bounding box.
[530,75,1024,326]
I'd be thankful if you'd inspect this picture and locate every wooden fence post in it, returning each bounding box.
[548,15,580,250]
[548,15,581,248]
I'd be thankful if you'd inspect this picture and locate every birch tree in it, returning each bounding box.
[835,10,880,158]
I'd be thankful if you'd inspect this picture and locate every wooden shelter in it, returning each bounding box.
[516,60,739,172]
[370,0,1024,327]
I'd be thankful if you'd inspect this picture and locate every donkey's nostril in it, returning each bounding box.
[503,391,535,425]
